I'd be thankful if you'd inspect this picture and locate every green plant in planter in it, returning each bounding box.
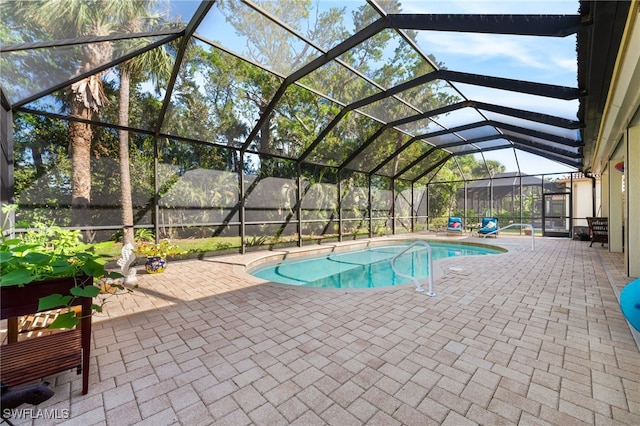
[0,204,126,329]
[134,238,183,258]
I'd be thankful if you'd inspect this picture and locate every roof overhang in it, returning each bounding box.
[578,0,633,174]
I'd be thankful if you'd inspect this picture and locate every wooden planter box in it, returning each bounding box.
[0,275,93,394]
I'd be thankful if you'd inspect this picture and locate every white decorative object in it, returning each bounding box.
[117,243,138,284]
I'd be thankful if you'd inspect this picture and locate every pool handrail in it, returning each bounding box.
[482,223,535,251]
[391,240,436,296]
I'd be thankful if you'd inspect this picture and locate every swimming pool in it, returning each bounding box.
[249,241,503,289]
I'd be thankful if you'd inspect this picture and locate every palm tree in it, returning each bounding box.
[112,1,174,246]
[7,1,176,244]
[7,1,120,235]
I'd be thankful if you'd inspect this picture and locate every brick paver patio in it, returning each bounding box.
[2,235,639,425]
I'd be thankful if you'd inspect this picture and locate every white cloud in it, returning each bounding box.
[454,83,579,118]
[397,0,579,82]
[401,0,578,15]
[418,32,576,75]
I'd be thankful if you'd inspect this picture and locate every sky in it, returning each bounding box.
[399,0,580,175]
[167,0,581,176]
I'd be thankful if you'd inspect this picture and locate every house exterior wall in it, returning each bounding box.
[571,176,600,227]
[609,157,625,253]
[627,119,640,277]
[594,3,640,277]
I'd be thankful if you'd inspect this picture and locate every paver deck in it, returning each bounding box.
[2,235,639,425]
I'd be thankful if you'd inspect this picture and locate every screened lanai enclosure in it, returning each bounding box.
[1,0,614,252]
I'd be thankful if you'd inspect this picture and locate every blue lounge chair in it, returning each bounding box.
[446,217,463,235]
[478,217,498,237]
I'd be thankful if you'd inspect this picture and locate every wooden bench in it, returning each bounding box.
[1,275,92,395]
[586,217,608,247]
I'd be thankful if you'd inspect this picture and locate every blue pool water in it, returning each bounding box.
[249,242,502,289]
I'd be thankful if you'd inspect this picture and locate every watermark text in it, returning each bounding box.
[2,408,70,420]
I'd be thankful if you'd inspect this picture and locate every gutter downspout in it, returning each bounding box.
[587,173,597,217]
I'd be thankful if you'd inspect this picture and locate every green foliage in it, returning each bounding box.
[5,0,514,259]
[134,228,155,242]
[47,311,80,329]
[36,294,73,313]
[215,241,233,251]
[135,239,183,258]
[1,204,127,329]
[0,206,109,286]
[429,217,448,229]
[246,235,269,247]
[0,244,111,287]
[20,222,84,254]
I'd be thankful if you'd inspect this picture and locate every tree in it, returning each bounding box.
[218,0,349,165]
[6,1,180,244]
[11,112,71,224]
[112,1,175,246]
[353,0,460,181]
[6,1,120,238]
